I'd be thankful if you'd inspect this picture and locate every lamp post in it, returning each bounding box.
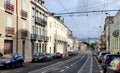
[105,13,110,52]
[99,26,102,36]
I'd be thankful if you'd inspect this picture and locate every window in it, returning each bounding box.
[6,0,11,3]
[22,0,26,11]
[50,22,51,28]
[7,16,12,27]
[22,22,26,30]
[32,7,35,18]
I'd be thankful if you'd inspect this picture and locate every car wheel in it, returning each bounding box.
[21,62,24,67]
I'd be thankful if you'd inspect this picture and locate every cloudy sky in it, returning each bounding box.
[44,0,120,39]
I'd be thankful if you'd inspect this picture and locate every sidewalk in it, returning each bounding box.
[93,56,102,73]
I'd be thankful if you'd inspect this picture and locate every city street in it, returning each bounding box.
[0,50,101,73]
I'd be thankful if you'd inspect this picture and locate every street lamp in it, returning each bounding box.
[105,12,110,52]
[99,26,102,36]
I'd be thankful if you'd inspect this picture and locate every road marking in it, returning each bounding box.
[89,57,93,73]
[77,55,89,73]
[70,64,73,66]
[41,71,47,73]
[53,68,60,70]
[60,69,65,72]
[66,66,69,69]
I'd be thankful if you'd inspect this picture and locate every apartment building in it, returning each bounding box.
[0,0,31,61]
[29,0,49,56]
[47,14,68,54]
[67,29,74,52]
[104,16,114,52]
[110,11,120,53]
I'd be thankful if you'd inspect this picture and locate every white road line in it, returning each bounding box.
[89,57,93,73]
[66,66,69,69]
[70,64,73,66]
[53,68,60,70]
[60,69,65,72]
[41,71,47,73]
[77,55,89,73]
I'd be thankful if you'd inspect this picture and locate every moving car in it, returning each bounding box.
[32,53,47,62]
[101,54,120,73]
[0,53,24,69]
[107,58,120,73]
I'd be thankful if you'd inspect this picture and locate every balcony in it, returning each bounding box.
[5,27,14,37]
[31,34,37,41]
[54,34,67,42]
[21,30,28,39]
[4,2,14,14]
[35,17,47,27]
[37,35,44,41]
[21,10,27,20]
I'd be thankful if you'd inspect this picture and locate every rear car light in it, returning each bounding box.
[116,62,120,70]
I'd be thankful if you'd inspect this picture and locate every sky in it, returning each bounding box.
[44,0,120,39]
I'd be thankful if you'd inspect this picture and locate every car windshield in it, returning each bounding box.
[33,53,39,57]
[106,55,120,61]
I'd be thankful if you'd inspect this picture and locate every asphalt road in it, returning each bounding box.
[0,50,94,73]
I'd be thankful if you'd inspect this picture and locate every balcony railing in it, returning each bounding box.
[54,34,67,42]
[35,17,47,27]
[4,2,14,14]
[21,30,27,39]
[5,27,14,37]
[21,10,27,20]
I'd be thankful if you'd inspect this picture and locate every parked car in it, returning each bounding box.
[107,58,120,73]
[98,52,110,63]
[32,53,47,62]
[46,53,53,61]
[0,53,24,69]
[53,52,62,59]
[101,54,120,73]
[68,51,74,56]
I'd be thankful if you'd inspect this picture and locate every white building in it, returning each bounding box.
[67,30,74,52]
[47,14,68,54]
[29,0,49,56]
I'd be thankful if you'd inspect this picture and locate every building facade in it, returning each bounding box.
[104,16,114,52]
[47,15,68,54]
[110,11,120,53]
[0,0,31,61]
[29,0,49,56]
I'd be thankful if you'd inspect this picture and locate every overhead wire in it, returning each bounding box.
[57,0,85,38]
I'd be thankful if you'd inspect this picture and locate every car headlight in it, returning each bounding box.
[6,61,11,63]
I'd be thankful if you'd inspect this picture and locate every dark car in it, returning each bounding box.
[0,53,24,69]
[98,52,110,63]
[46,53,53,61]
[107,58,120,73]
[53,52,62,59]
[32,53,47,62]
[101,54,120,73]
[68,51,74,56]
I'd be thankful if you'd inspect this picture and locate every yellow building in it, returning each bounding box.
[0,0,30,62]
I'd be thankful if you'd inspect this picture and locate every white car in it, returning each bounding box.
[107,58,120,73]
